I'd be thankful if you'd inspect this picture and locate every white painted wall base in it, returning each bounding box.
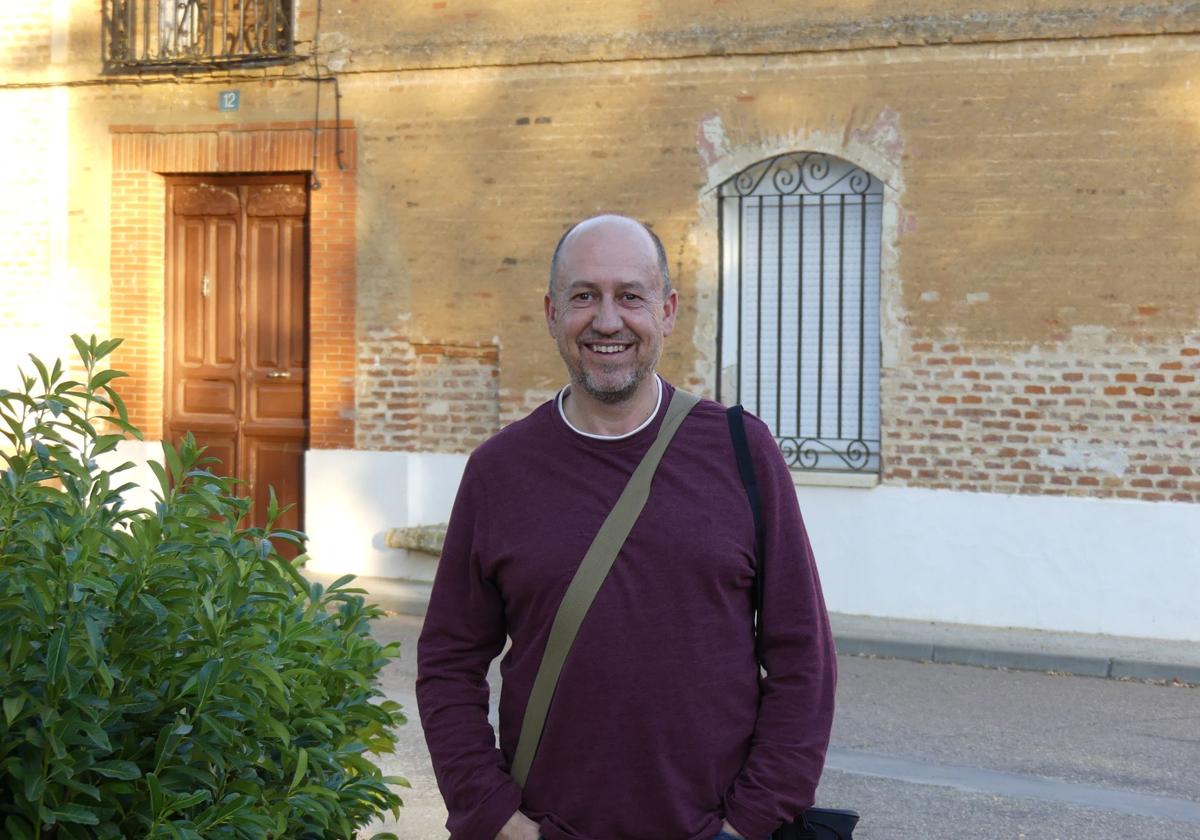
[303,449,467,580]
[798,482,1200,642]
[101,442,1198,641]
[98,440,166,513]
[103,443,469,583]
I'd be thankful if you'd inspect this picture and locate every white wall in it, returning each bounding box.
[103,443,469,582]
[800,482,1200,642]
[97,440,164,513]
[303,449,467,580]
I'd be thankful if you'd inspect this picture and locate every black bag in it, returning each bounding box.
[726,405,861,840]
[773,807,860,840]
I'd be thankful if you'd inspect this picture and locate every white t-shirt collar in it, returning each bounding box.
[556,375,664,440]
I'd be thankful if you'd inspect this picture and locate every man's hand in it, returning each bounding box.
[721,820,746,838]
[495,809,540,840]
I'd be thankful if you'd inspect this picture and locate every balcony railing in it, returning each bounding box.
[103,0,295,72]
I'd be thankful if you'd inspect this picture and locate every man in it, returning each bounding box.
[416,215,836,840]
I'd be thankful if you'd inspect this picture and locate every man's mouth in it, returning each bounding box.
[586,343,632,355]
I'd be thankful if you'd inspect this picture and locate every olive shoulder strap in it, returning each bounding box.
[510,388,701,788]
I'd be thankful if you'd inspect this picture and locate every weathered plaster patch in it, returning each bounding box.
[320,31,352,72]
[920,291,940,303]
[966,292,991,304]
[695,112,730,169]
[850,106,904,163]
[1038,441,1129,477]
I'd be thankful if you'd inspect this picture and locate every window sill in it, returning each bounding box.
[790,469,880,489]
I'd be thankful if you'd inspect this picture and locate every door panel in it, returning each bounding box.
[245,436,305,534]
[165,176,309,536]
[170,211,240,479]
[244,195,307,530]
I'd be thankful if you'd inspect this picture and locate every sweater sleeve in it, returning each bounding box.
[416,457,523,840]
[722,415,838,840]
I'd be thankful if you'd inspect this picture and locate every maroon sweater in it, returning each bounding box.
[416,383,836,840]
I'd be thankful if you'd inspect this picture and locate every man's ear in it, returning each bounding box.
[661,289,679,337]
[544,293,558,336]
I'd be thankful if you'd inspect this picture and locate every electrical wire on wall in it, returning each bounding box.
[310,0,324,189]
[308,0,348,190]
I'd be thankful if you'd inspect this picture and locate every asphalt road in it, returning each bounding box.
[363,615,1200,840]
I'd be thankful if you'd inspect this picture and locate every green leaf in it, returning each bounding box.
[77,720,112,751]
[91,760,141,780]
[148,458,170,496]
[88,369,127,390]
[45,722,67,759]
[3,694,24,725]
[138,593,168,624]
[51,803,100,826]
[91,433,125,456]
[61,777,102,801]
[162,441,184,485]
[4,816,35,840]
[24,767,45,802]
[288,747,309,794]
[147,772,164,818]
[30,354,52,388]
[102,382,130,422]
[324,574,357,594]
[47,626,68,682]
[168,789,212,812]
[95,337,124,360]
[70,334,91,364]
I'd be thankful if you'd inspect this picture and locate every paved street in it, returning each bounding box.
[363,615,1200,839]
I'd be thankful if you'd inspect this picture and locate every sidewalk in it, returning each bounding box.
[321,574,1200,685]
[351,579,1200,839]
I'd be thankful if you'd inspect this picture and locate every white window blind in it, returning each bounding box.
[719,153,883,472]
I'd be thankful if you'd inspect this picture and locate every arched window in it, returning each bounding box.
[718,152,882,472]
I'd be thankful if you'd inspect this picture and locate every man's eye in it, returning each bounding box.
[573,292,594,301]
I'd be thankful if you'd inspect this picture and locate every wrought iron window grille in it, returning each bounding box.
[103,0,296,72]
[718,152,884,473]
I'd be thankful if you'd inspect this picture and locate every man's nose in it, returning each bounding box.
[591,296,623,333]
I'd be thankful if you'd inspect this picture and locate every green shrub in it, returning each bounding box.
[0,336,406,839]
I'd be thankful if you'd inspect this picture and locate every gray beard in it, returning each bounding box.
[576,370,643,405]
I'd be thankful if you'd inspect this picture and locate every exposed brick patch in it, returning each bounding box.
[357,330,500,452]
[882,338,1200,502]
[499,387,560,430]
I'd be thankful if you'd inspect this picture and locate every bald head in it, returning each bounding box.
[548,215,671,300]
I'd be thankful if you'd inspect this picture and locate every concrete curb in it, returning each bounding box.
[837,636,1200,685]
[320,573,1200,686]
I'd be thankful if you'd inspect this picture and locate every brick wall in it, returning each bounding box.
[884,336,1200,502]
[109,171,166,434]
[358,330,500,452]
[0,4,50,69]
[3,3,1199,505]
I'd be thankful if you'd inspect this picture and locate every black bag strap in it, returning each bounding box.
[727,405,861,840]
[726,404,765,661]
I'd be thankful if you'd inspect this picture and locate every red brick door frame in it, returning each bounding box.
[109,121,356,449]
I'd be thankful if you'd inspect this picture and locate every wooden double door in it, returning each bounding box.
[164,175,309,533]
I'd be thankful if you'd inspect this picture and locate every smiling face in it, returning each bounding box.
[545,216,677,406]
